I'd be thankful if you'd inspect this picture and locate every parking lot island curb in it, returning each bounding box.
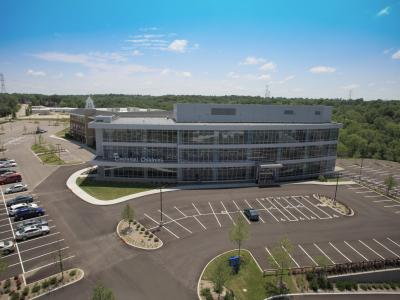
[197,249,262,300]
[265,291,400,299]
[116,220,163,250]
[30,268,85,300]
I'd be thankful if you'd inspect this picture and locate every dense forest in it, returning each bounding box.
[1,93,400,162]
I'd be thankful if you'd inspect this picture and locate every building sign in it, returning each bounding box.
[113,153,164,163]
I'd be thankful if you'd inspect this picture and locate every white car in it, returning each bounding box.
[0,240,15,255]
[0,162,17,168]
[4,183,28,194]
[9,203,38,216]
[15,225,50,241]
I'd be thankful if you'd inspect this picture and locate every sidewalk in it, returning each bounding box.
[67,167,356,206]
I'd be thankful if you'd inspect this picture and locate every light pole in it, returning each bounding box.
[334,172,340,203]
[359,158,364,182]
[159,187,163,228]
[56,143,61,159]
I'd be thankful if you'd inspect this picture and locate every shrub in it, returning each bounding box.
[10,291,19,300]
[133,220,137,225]
[22,286,29,296]
[360,284,368,291]
[144,231,149,236]
[200,288,213,300]
[136,224,140,229]
[318,175,327,182]
[4,279,11,289]
[310,278,319,292]
[317,276,327,290]
[389,282,397,290]
[149,234,153,238]
[140,227,145,232]
[50,276,57,285]
[41,280,49,290]
[326,280,333,290]
[383,283,391,290]
[306,272,315,282]
[336,281,345,291]
[69,270,77,277]
[154,237,159,242]
[224,290,234,300]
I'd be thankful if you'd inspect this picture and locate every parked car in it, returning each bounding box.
[0,169,15,175]
[6,194,34,207]
[243,208,260,221]
[36,128,47,134]
[14,207,45,221]
[15,225,50,241]
[0,173,21,185]
[0,240,15,255]
[16,218,48,231]
[4,183,28,194]
[0,162,17,168]
[9,203,38,217]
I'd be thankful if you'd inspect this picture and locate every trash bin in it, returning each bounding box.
[229,255,240,273]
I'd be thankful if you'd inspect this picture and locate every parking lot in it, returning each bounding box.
[256,236,400,270]
[0,162,75,285]
[140,194,345,242]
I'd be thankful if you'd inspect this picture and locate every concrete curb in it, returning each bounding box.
[293,180,355,186]
[197,249,261,300]
[265,291,400,299]
[116,220,163,250]
[30,268,85,300]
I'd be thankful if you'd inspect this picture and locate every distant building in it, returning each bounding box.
[88,103,342,185]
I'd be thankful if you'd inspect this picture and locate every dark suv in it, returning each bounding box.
[6,195,34,207]
[14,207,45,222]
[243,208,260,221]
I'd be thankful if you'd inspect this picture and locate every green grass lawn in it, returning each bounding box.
[202,250,301,300]
[76,177,157,200]
[31,143,49,154]
[38,152,64,165]
[55,127,70,138]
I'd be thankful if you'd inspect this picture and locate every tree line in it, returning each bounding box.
[1,93,399,162]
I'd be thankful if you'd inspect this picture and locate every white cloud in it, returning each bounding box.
[34,52,88,64]
[132,50,143,56]
[53,73,63,79]
[259,62,276,71]
[75,72,84,78]
[168,40,188,53]
[257,74,271,80]
[139,27,158,31]
[240,56,266,65]
[309,66,336,74]
[26,69,46,76]
[383,48,393,55]
[227,72,240,79]
[161,68,191,77]
[392,50,400,60]
[342,84,359,90]
[270,75,295,84]
[377,6,390,17]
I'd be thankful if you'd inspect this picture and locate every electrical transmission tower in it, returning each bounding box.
[348,89,353,100]
[0,73,6,93]
[264,84,271,99]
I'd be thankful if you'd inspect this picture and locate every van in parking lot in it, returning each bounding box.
[14,207,45,221]
[0,173,22,185]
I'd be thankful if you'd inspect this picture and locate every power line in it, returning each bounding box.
[0,73,6,93]
[264,84,271,98]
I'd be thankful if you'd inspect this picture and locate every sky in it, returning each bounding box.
[1,0,399,99]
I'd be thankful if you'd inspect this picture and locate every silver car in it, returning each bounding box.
[0,240,15,255]
[4,183,28,194]
[15,225,50,241]
[16,218,48,231]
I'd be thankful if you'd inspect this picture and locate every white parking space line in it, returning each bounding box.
[232,200,251,224]
[193,215,206,230]
[158,210,193,234]
[300,196,332,219]
[373,239,400,258]
[0,228,11,234]
[25,255,75,274]
[344,241,369,261]
[273,197,299,221]
[20,239,65,254]
[358,240,385,259]
[256,198,279,222]
[192,203,202,215]
[244,199,265,223]
[282,245,300,268]
[291,196,319,220]
[282,196,310,221]
[22,247,69,264]
[220,201,235,225]
[384,205,400,208]
[0,187,25,285]
[298,245,318,266]
[264,197,292,222]
[144,213,180,239]
[356,191,375,194]
[329,242,352,263]
[265,246,279,267]
[373,200,393,203]
[208,202,222,227]
[314,243,335,265]
[174,206,187,218]
[387,237,400,249]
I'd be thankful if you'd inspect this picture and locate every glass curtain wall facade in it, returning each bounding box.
[96,127,339,183]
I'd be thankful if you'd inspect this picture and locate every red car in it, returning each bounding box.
[0,173,22,185]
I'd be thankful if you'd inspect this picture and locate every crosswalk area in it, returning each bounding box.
[256,236,400,270]
[139,194,344,243]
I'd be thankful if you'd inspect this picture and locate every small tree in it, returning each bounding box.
[268,237,293,295]
[229,216,250,260]
[384,174,396,195]
[23,125,27,134]
[209,259,231,299]
[121,204,135,228]
[92,283,115,300]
